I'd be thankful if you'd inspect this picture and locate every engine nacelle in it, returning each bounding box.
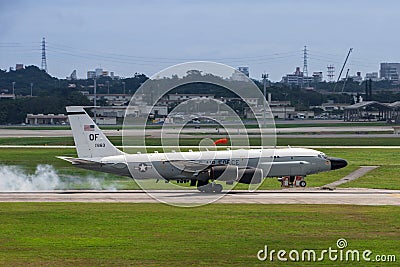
[237,168,263,184]
[209,165,238,182]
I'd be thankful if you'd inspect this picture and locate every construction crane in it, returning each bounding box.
[341,68,350,92]
[333,48,353,92]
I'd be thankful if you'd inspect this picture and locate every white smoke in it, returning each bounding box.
[0,165,117,192]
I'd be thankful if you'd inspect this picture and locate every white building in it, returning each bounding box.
[87,94,131,106]
[93,105,168,118]
[365,72,379,81]
[281,67,315,87]
[26,114,68,125]
[0,93,15,100]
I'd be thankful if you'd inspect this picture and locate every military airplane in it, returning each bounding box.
[59,106,347,193]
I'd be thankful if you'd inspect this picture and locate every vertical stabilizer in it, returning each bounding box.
[66,106,123,158]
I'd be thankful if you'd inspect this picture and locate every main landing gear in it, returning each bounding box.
[197,180,223,193]
[279,176,307,187]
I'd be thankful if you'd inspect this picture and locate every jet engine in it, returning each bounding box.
[237,168,263,184]
[209,165,238,182]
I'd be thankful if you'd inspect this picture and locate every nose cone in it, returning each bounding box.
[329,157,348,170]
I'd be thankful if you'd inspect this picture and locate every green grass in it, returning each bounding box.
[0,203,398,266]
[306,148,400,190]
[0,148,399,190]
[340,165,400,189]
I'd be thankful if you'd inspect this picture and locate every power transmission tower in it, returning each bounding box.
[327,65,335,81]
[303,45,308,87]
[41,37,47,72]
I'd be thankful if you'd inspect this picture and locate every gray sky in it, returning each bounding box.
[0,0,399,81]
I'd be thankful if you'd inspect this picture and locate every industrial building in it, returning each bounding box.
[343,101,398,122]
[380,63,400,83]
[87,94,131,106]
[25,113,68,125]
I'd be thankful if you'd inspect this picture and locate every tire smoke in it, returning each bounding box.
[0,165,117,191]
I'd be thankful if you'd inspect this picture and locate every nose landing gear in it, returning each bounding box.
[278,176,307,187]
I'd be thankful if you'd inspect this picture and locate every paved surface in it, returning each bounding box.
[323,166,380,188]
[0,126,397,138]
[0,189,399,205]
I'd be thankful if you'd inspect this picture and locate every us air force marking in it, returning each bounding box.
[136,163,151,172]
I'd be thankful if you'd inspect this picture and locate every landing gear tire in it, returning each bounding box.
[299,181,307,187]
[197,183,223,193]
[213,184,223,193]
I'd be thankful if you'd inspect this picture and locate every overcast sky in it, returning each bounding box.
[0,0,399,81]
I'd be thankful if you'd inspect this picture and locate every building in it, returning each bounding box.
[15,64,24,70]
[365,72,379,81]
[95,68,103,77]
[87,68,119,79]
[244,98,301,120]
[26,114,68,125]
[320,102,350,112]
[87,71,96,79]
[87,94,131,106]
[93,105,168,118]
[0,93,15,100]
[347,72,363,83]
[237,66,249,77]
[231,71,249,82]
[344,101,393,122]
[380,63,400,83]
[158,93,215,107]
[167,93,214,102]
[281,67,315,87]
[95,116,116,125]
[312,72,323,83]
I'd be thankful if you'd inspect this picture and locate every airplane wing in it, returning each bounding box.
[169,160,212,173]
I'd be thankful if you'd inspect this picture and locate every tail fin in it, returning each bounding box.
[66,106,123,158]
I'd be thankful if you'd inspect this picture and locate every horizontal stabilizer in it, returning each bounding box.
[57,156,100,165]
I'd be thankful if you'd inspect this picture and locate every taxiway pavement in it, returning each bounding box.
[0,188,399,206]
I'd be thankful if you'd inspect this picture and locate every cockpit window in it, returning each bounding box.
[318,153,327,159]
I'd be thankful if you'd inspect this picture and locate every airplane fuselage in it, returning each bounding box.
[79,147,332,181]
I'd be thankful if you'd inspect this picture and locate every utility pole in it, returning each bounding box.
[94,78,97,122]
[30,83,33,97]
[262,73,268,127]
[12,81,15,96]
[106,81,110,94]
[122,81,126,94]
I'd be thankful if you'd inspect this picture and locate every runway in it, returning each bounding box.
[0,188,399,205]
[0,125,397,138]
